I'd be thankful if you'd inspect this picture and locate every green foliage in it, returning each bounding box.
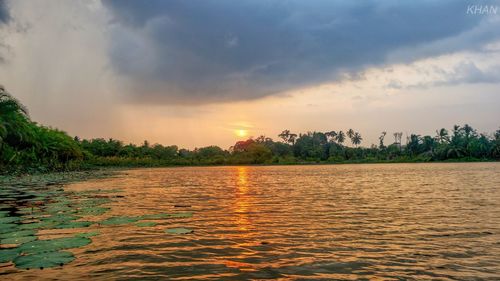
[13,251,75,269]
[0,86,498,173]
[1,87,84,173]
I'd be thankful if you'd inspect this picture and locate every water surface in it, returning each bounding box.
[2,163,500,280]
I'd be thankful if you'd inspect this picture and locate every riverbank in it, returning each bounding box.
[2,157,497,180]
[0,168,120,187]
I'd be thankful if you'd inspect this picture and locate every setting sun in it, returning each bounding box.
[236,129,248,138]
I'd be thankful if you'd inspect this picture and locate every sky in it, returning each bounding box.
[0,0,499,149]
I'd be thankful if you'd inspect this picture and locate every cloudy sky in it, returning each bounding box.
[1,0,499,148]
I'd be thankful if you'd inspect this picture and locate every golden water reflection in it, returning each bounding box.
[2,163,500,280]
[234,167,252,232]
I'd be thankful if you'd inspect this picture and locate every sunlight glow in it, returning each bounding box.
[236,129,248,138]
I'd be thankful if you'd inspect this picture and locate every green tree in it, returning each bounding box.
[336,131,346,145]
[351,132,362,147]
[379,131,387,149]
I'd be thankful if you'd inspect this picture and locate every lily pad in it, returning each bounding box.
[0,229,36,239]
[100,216,140,225]
[0,217,21,224]
[13,251,75,269]
[0,248,20,263]
[135,221,157,227]
[76,207,110,216]
[0,223,19,234]
[42,214,80,223]
[19,221,58,230]
[54,221,92,229]
[75,231,99,238]
[1,235,37,245]
[79,198,112,207]
[170,212,193,218]
[19,237,91,254]
[165,227,194,234]
[45,204,73,214]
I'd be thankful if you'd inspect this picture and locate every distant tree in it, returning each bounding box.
[278,130,297,145]
[325,131,337,143]
[379,131,387,149]
[336,131,346,145]
[347,129,355,140]
[435,128,449,143]
[406,134,422,155]
[491,129,500,159]
[352,132,362,147]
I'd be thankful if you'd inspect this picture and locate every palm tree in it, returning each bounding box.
[451,125,461,141]
[352,132,362,147]
[0,86,30,146]
[347,129,354,139]
[336,131,345,145]
[0,86,28,119]
[435,128,449,143]
[462,124,475,140]
[379,131,387,148]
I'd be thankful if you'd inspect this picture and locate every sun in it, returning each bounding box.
[236,129,248,138]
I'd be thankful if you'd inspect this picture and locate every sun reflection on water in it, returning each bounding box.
[234,167,252,232]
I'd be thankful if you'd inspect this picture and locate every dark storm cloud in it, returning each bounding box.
[0,0,10,24]
[103,0,500,104]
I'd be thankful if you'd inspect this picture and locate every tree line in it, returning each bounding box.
[1,86,499,173]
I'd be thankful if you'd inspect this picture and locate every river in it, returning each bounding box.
[1,163,499,280]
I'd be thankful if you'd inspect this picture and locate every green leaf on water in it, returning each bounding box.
[170,212,193,218]
[79,198,112,207]
[19,237,91,254]
[0,229,36,239]
[165,227,194,234]
[45,204,73,214]
[1,235,37,245]
[54,221,92,229]
[76,207,110,216]
[42,214,80,223]
[100,216,140,225]
[135,221,157,227]
[19,220,58,230]
[0,248,20,263]
[75,231,99,238]
[13,251,75,269]
[0,217,21,224]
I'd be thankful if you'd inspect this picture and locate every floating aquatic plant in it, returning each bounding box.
[75,207,110,216]
[100,216,140,225]
[0,229,36,239]
[0,223,19,234]
[135,221,157,227]
[19,221,58,230]
[54,221,92,229]
[0,217,21,224]
[13,251,75,269]
[75,231,99,238]
[1,235,37,245]
[19,237,91,254]
[0,248,20,263]
[165,228,194,234]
